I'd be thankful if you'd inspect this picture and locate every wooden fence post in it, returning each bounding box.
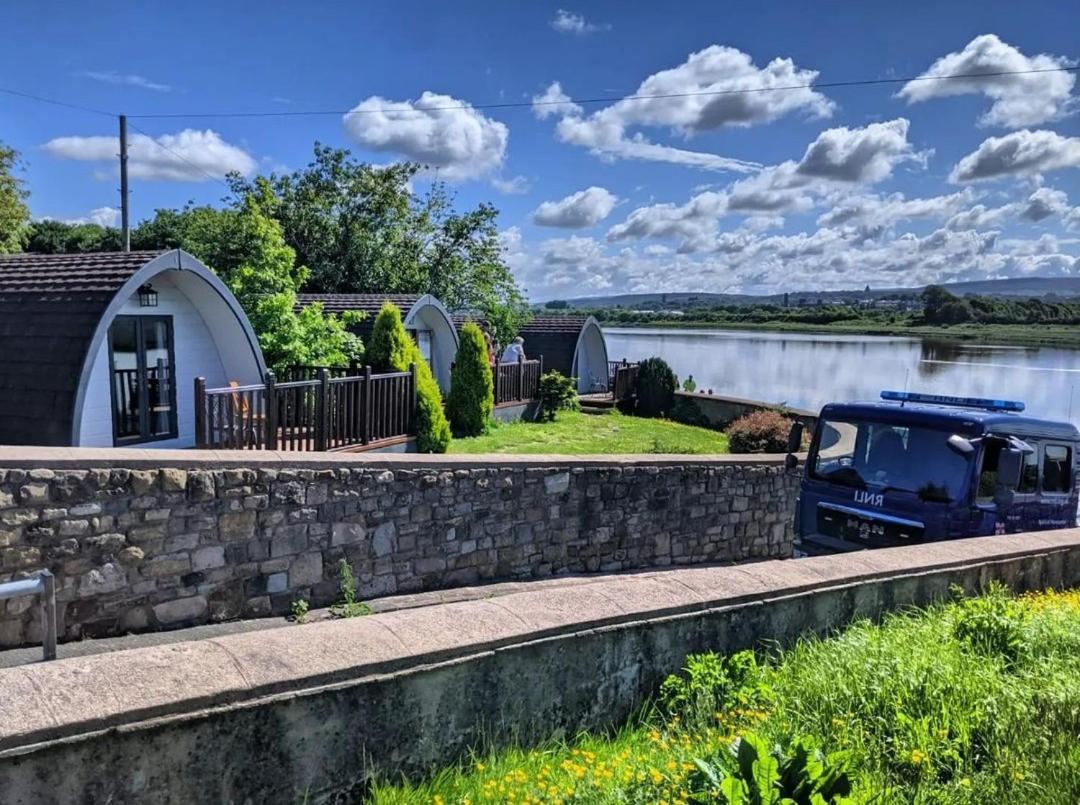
[194,377,206,449]
[316,368,330,452]
[537,355,544,400]
[362,365,373,445]
[517,354,524,402]
[409,362,418,435]
[265,371,278,451]
[492,360,500,404]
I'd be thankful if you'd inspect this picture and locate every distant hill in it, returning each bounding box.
[549,276,1080,309]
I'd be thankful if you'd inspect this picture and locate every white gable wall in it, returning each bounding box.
[77,271,245,447]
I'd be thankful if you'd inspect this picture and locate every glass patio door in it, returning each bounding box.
[108,316,177,444]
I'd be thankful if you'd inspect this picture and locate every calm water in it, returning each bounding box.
[604,327,1080,423]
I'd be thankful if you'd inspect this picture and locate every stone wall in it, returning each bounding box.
[2,531,1076,804]
[0,449,798,647]
[676,391,818,432]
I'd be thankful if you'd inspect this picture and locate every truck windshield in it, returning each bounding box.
[811,418,971,503]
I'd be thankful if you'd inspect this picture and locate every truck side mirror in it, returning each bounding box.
[998,447,1023,490]
[785,421,804,470]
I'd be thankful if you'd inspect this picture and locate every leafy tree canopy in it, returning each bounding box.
[26,220,121,254]
[229,144,529,347]
[0,142,30,254]
[134,186,361,373]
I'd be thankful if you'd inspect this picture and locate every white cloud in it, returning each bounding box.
[65,206,121,227]
[342,91,508,180]
[550,9,610,35]
[1018,186,1069,221]
[533,186,618,228]
[1065,206,1080,232]
[532,82,583,120]
[606,191,727,251]
[950,129,1080,182]
[42,129,256,181]
[898,34,1076,128]
[795,119,923,182]
[492,175,531,194]
[545,44,831,171]
[78,70,171,92]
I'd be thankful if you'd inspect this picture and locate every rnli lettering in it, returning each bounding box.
[854,490,884,507]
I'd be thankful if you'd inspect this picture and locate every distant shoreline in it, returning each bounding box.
[598,319,1080,348]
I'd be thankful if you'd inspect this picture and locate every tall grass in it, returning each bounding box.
[369,587,1080,803]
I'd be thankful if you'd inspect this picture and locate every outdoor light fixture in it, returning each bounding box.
[138,284,158,307]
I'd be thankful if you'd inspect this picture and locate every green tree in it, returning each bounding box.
[26,220,121,253]
[134,190,361,373]
[446,322,494,436]
[229,144,529,348]
[635,357,678,418]
[0,142,30,253]
[367,303,451,453]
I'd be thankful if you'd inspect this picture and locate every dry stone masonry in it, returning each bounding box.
[0,457,798,647]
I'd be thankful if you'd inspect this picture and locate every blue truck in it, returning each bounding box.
[790,391,1080,555]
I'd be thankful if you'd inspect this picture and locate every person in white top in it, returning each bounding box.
[500,336,526,364]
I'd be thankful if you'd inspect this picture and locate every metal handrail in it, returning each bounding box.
[0,570,57,661]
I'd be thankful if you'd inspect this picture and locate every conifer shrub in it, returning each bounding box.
[536,370,579,421]
[447,322,494,437]
[634,356,677,417]
[367,303,451,453]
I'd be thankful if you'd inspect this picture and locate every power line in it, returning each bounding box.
[126,121,234,190]
[125,66,1080,120]
[0,86,115,118]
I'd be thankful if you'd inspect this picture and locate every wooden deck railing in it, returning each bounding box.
[493,358,543,406]
[608,359,639,402]
[195,366,417,451]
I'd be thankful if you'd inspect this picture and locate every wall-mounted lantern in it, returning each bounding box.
[138,283,158,307]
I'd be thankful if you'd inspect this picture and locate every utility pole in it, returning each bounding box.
[119,114,130,251]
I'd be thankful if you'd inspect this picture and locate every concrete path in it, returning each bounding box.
[0,566,696,669]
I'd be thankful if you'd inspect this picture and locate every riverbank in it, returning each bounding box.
[601,319,1080,348]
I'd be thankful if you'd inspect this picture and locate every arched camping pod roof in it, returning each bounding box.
[297,293,460,390]
[517,315,609,393]
[0,249,266,446]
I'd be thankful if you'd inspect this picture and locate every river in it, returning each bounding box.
[603,327,1080,423]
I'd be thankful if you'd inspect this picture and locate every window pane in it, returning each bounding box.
[142,319,174,437]
[1018,449,1039,494]
[110,318,141,439]
[1043,445,1071,493]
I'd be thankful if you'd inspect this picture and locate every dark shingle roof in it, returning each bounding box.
[0,250,167,445]
[517,316,590,376]
[296,293,423,340]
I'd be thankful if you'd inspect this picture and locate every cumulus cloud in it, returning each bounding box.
[343,91,508,180]
[550,9,610,35]
[796,119,923,182]
[78,70,172,92]
[1065,206,1080,232]
[606,191,727,252]
[545,45,831,171]
[65,206,121,227]
[533,186,618,228]
[532,82,583,120]
[42,129,256,181]
[898,34,1076,128]
[1019,187,1070,221]
[491,175,530,194]
[950,129,1080,182]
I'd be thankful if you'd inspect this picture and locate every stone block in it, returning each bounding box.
[129,470,158,495]
[118,546,145,565]
[289,551,323,587]
[271,526,308,557]
[266,572,288,594]
[192,545,226,571]
[373,522,396,557]
[161,468,188,493]
[220,511,257,540]
[78,562,126,597]
[152,595,207,626]
[332,522,366,546]
[143,553,192,578]
[18,483,51,505]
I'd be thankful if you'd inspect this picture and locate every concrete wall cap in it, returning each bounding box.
[1,529,1077,752]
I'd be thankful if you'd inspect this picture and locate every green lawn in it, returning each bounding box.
[448,410,730,455]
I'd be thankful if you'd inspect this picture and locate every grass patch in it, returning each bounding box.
[447,410,730,455]
[370,587,1080,803]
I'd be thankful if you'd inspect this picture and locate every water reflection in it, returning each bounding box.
[604,327,1080,423]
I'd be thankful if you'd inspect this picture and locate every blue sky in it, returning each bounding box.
[2,1,1078,299]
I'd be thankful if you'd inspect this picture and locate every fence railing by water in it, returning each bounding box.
[608,359,639,401]
[493,358,543,406]
[195,366,417,452]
